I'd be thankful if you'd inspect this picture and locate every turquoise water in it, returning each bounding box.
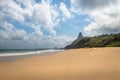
[0,49,64,57]
[0,49,42,53]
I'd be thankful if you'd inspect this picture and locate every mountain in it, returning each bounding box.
[77,32,83,39]
[65,32,120,49]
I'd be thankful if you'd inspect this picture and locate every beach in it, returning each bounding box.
[0,47,120,80]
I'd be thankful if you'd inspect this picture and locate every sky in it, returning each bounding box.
[0,0,120,49]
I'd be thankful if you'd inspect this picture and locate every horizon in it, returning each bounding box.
[0,0,120,49]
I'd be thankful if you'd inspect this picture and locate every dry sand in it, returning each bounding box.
[0,47,120,80]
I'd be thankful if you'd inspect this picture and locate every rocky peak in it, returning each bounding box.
[77,32,83,39]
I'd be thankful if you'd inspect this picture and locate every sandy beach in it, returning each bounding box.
[0,47,120,80]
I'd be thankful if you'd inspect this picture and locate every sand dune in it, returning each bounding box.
[0,47,120,80]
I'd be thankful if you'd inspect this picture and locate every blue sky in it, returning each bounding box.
[0,0,120,49]
[14,0,87,37]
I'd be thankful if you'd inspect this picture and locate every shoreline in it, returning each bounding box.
[0,50,64,62]
[0,47,120,80]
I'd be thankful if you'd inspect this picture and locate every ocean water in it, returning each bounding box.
[0,49,64,57]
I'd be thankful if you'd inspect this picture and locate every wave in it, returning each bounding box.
[0,49,64,57]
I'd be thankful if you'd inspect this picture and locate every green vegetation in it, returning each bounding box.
[65,33,120,49]
[106,41,120,47]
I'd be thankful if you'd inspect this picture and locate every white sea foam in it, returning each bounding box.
[0,50,64,57]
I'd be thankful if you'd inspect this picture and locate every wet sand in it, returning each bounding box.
[0,47,120,80]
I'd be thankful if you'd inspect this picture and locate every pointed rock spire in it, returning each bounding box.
[78,32,83,39]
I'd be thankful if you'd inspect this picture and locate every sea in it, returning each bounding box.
[0,49,64,57]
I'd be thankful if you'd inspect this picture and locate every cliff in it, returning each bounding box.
[65,33,120,49]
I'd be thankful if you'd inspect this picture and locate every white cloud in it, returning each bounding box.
[71,0,117,11]
[0,0,25,23]
[70,0,83,14]
[71,0,120,35]
[0,0,74,49]
[0,20,74,49]
[0,0,60,36]
[32,1,59,36]
[0,20,27,40]
[84,1,120,35]
[59,2,72,20]
[38,35,75,48]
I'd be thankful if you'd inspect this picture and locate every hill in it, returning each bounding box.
[65,33,120,49]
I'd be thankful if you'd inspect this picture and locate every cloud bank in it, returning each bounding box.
[0,0,74,49]
[71,0,120,35]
